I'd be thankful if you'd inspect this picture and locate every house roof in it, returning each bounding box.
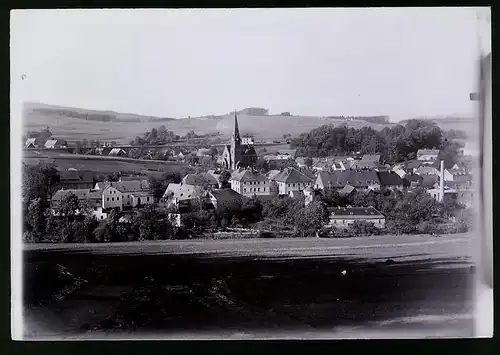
[108,148,125,155]
[95,182,109,190]
[376,171,409,186]
[209,188,243,203]
[317,170,380,188]
[404,174,424,183]
[273,167,314,184]
[163,183,204,201]
[415,166,440,175]
[404,159,425,170]
[108,180,150,193]
[182,173,219,186]
[327,206,385,218]
[350,160,381,170]
[51,188,101,202]
[266,170,281,180]
[420,174,440,188]
[25,138,37,146]
[44,140,59,148]
[338,185,356,196]
[230,168,268,182]
[59,170,94,184]
[446,168,469,176]
[417,149,440,156]
[361,154,381,162]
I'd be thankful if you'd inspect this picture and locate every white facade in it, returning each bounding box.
[129,192,154,207]
[277,181,313,196]
[102,186,124,211]
[231,179,270,197]
[327,216,385,229]
[242,136,254,145]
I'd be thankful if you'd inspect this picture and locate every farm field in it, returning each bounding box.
[22,233,476,339]
[22,153,192,175]
[22,102,478,144]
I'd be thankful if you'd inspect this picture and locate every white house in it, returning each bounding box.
[230,167,271,197]
[326,206,386,229]
[102,186,124,211]
[417,149,439,161]
[271,167,314,196]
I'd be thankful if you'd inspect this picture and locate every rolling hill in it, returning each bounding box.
[21,102,477,144]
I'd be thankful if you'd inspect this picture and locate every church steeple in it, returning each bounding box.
[233,110,241,142]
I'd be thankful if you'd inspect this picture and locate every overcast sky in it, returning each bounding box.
[11,8,490,120]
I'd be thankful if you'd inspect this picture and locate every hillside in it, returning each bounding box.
[21,102,477,144]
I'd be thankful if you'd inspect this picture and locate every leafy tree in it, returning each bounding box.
[294,200,330,237]
[58,192,80,220]
[438,140,464,169]
[218,170,231,187]
[186,154,199,166]
[22,163,60,202]
[349,220,379,236]
[25,197,46,242]
[305,157,313,169]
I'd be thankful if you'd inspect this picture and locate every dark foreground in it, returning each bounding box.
[22,236,476,339]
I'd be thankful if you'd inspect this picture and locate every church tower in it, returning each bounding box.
[230,111,241,170]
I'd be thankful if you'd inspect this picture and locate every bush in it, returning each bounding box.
[348,221,379,236]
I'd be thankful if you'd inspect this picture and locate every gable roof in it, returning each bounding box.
[182,173,219,186]
[420,174,440,188]
[108,180,150,193]
[162,183,204,201]
[59,170,94,184]
[415,166,440,175]
[51,189,102,205]
[272,167,314,184]
[209,188,243,203]
[230,168,268,182]
[317,170,380,188]
[266,170,281,180]
[350,160,381,170]
[25,138,38,147]
[108,148,126,156]
[404,174,424,183]
[44,139,59,148]
[377,171,409,186]
[338,185,356,196]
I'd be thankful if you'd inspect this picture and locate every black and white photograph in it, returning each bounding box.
[10,8,492,340]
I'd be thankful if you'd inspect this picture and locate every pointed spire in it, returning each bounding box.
[233,110,240,141]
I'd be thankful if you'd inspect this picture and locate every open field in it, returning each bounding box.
[24,233,474,262]
[22,102,478,144]
[22,153,192,175]
[22,233,476,338]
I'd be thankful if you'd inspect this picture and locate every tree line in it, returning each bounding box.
[290,119,463,168]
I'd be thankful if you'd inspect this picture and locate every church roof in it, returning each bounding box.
[233,112,240,140]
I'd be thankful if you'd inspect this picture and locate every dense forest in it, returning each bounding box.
[290,119,462,166]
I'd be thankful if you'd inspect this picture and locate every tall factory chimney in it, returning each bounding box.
[439,160,445,202]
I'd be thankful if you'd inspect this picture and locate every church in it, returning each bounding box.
[220,113,258,170]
